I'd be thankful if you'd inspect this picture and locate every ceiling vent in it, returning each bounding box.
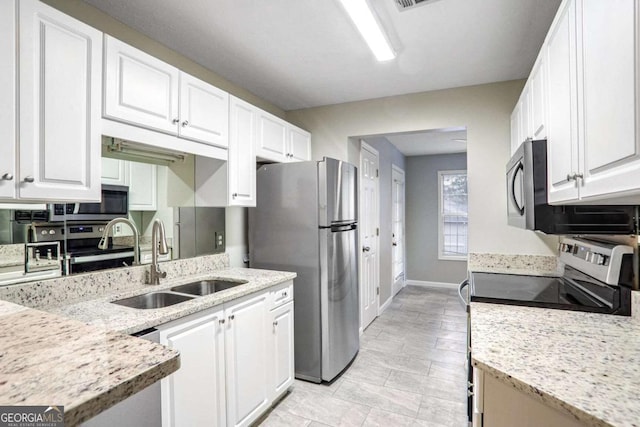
[395,0,434,11]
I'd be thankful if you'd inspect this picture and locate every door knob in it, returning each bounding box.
[362,246,371,252]
[2,173,13,181]
[23,176,35,183]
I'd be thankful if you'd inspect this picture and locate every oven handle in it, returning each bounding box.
[458,279,469,311]
[70,251,135,264]
[511,161,525,215]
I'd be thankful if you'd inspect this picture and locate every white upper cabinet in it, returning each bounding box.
[104,35,229,150]
[179,73,229,147]
[256,111,288,162]
[577,0,640,200]
[510,102,522,155]
[520,84,532,142]
[101,158,128,187]
[530,57,547,139]
[545,0,639,203]
[17,0,102,202]
[128,161,157,211]
[228,96,257,206]
[0,0,16,199]
[289,126,312,162]
[546,0,580,203]
[104,35,180,135]
[256,110,311,163]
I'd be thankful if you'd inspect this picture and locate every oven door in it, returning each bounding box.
[67,252,134,274]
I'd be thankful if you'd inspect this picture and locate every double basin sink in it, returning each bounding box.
[112,279,248,310]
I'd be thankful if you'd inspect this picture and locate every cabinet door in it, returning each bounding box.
[128,162,157,211]
[270,302,294,400]
[104,35,180,135]
[578,0,640,200]
[178,73,229,147]
[0,0,16,199]
[520,85,532,141]
[160,309,226,427]
[530,58,546,139]
[288,126,312,162]
[256,112,287,162]
[225,293,270,427]
[510,104,521,155]
[18,0,101,202]
[545,0,579,203]
[228,96,256,206]
[101,158,128,186]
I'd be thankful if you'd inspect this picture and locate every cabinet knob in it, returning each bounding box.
[283,291,288,297]
[219,318,225,324]
[181,120,189,127]
[2,173,13,181]
[23,176,35,183]
[229,315,235,321]
[172,118,179,124]
[273,321,278,326]
[362,246,371,252]
[575,173,584,180]
[232,193,238,198]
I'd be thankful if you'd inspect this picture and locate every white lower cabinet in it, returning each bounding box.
[158,281,294,427]
[159,307,227,427]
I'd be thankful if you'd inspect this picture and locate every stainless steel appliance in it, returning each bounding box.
[31,223,134,274]
[48,185,129,222]
[249,157,359,383]
[173,207,225,259]
[459,237,635,423]
[506,139,636,234]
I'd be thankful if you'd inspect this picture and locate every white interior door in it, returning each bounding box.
[360,141,379,331]
[391,166,405,297]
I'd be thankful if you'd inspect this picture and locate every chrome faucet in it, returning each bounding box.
[149,219,169,285]
[98,217,140,265]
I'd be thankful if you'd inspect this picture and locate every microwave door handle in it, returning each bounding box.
[511,162,525,215]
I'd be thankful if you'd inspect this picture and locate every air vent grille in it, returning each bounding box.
[395,0,432,11]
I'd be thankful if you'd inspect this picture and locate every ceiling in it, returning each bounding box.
[83,0,562,111]
[381,128,467,156]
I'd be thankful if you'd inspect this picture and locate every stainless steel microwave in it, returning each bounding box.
[506,139,636,234]
[49,185,129,222]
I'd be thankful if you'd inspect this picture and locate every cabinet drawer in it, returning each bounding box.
[270,282,293,309]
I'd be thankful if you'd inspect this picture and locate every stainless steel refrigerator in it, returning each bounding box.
[249,157,359,383]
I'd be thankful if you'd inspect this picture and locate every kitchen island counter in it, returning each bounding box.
[471,293,640,427]
[0,299,179,426]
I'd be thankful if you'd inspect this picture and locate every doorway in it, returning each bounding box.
[359,140,379,331]
[391,165,405,296]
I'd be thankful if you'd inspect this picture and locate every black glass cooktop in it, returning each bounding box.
[470,267,631,316]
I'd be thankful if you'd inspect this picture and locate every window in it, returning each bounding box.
[438,170,468,260]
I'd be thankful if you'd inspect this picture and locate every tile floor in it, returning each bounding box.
[257,285,469,427]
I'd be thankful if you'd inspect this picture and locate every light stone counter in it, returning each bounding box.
[0,299,179,426]
[468,252,563,276]
[49,267,297,334]
[471,292,640,427]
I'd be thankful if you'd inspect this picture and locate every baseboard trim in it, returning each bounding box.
[406,280,459,289]
[378,297,392,314]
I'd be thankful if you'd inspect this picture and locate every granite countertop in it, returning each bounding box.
[48,267,297,335]
[0,299,179,426]
[471,295,640,427]
[0,257,24,269]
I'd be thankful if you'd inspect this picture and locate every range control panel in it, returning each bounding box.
[559,237,634,285]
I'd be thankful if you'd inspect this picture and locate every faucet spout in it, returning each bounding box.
[149,219,169,285]
[99,217,140,265]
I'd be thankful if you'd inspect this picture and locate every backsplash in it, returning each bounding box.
[468,253,562,276]
[0,253,230,308]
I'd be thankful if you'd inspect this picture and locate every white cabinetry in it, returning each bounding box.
[158,281,294,427]
[104,35,229,153]
[225,293,270,427]
[256,110,311,163]
[228,96,257,206]
[159,307,226,427]
[0,0,102,203]
[100,158,157,211]
[517,0,640,204]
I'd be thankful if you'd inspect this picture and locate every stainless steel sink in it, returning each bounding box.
[112,292,196,309]
[170,279,248,296]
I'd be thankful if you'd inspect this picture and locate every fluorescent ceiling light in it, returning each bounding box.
[338,0,396,61]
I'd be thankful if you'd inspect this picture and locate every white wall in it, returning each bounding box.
[287,81,558,256]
